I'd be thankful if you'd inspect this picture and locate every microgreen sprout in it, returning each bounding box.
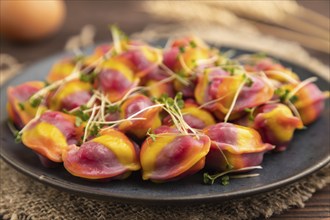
[30,97,42,108]
[7,121,22,143]
[264,70,299,84]
[110,25,127,54]
[203,166,262,185]
[224,74,250,123]
[146,128,157,142]
[159,63,190,86]
[18,102,25,111]
[75,117,83,127]
[285,77,317,102]
[244,107,256,121]
[189,41,197,48]
[179,46,185,53]
[154,92,200,138]
[79,71,97,83]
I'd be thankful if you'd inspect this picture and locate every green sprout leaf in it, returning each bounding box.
[203,173,215,185]
[73,107,90,121]
[14,132,22,143]
[221,175,230,186]
[189,41,197,48]
[146,128,157,142]
[106,105,120,114]
[245,77,254,87]
[90,124,100,137]
[179,46,185,53]
[18,102,25,111]
[289,95,299,103]
[80,72,97,83]
[274,88,292,103]
[244,108,256,121]
[75,117,83,127]
[30,97,42,108]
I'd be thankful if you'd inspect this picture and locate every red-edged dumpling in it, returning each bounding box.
[140,126,211,182]
[22,111,84,163]
[196,72,274,120]
[48,79,92,111]
[7,81,46,128]
[46,58,76,83]
[244,57,300,84]
[118,94,162,138]
[237,103,303,151]
[95,57,138,102]
[203,123,274,171]
[62,129,141,180]
[281,83,328,125]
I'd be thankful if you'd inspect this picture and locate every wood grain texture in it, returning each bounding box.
[271,185,330,219]
[1,1,329,219]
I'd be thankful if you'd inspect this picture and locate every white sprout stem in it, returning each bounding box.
[266,99,281,104]
[286,100,302,122]
[211,166,263,178]
[93,104,102,122]
[100,92,106,122]
[265,70,299,84]
[30,67,80,102]
[96,118,146,125]
[224,76,248,123]
[173,99,198,136]
[286,77,318,101]
[111,26,122,54]
[211,141,232,168]
[151,132,201,138]
[198,92,233,109]
[86,93,98,108]
[159,63,190,86]
[82,105,97,143]
[80,47,114,75]
[112,85,143,106]
[161,105,186,134]
[164,37,174,50]
[144,75,176,90]
[229,173,260,179]
[18,117,40,135]
[171,103,189,134]
[195,55,218,66]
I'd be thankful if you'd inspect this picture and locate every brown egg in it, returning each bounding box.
[0,0,66,41]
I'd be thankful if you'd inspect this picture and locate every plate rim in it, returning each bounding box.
[1,150,329,205]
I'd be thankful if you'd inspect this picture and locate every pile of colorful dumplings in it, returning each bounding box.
[7,27,329,184]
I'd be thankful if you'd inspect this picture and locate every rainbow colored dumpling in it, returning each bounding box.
[21,111,84,163]
[203,123,274,171]
[62,129,141,180]
[280,83,328,125]
[236,103,303,151]
[48,79,92,111]
[140,126,211,182]
[118,94,162,138]
[7,81,46,129]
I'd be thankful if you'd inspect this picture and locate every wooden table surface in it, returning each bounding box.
[1,1,329,219]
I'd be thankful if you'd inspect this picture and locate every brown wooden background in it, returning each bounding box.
[1,1,329,219]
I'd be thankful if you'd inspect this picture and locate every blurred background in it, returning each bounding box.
[0,0,329,71]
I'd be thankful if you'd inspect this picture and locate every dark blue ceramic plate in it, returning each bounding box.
[1,46,329,205]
